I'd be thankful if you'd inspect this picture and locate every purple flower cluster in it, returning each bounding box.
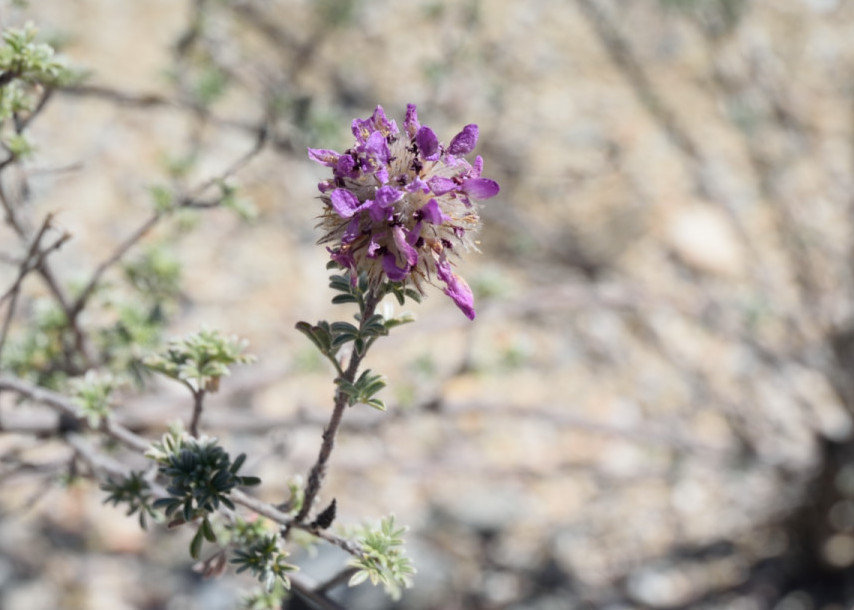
[309,104,499,319]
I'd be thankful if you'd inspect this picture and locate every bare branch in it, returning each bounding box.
[188,389,206,438]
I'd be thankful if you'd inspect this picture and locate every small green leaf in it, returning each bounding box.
[349,570,370,587]
[190,525,205,559]
[230,453,246,474]
[331,294,358,304]
[201,517,217,542]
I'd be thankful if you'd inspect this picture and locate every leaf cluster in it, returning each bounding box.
[70,370,119,426]
[123,245,182,302]
[100,471,159,529]
[335,369,387,411]
[295,272,415,380]
[347,515,416,601]
[144,328,255,393]
[144,422,188,464]
[2,299,76,388]
[227,518,298,594]
[0,23,75,87]
[0,23,77,155]
[150,436,261,559]
[152,438,260,522]
[232,533,298,592]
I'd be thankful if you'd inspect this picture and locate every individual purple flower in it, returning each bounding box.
[448,124,478,156]
[404,104,420,138]
[419,199,450,224]
[427,176,457,196]
[416,126,439,159]
[309,104,499,318]
[330,188,364,218]
[436,258,476,320]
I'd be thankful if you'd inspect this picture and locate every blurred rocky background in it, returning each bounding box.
[2,0,854,608]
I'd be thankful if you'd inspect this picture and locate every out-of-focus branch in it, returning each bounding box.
[59,84,294,152]
[67,126,268,325]
[0,215,71,361]
[0,374,364,559]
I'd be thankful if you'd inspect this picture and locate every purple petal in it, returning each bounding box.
[407,222,422,246]
[428,176,458,196]
[406,177,430,194]
[308,148,340,166]
[370,105,398,135]
[420,198,450,224]
[335,154,356,177]
[436,259,476,320]
[404,104,420,137]
[448,124,479,156]
[351,117,372,141]
[392,225,418,267]
[329,189,362,218]
[342,217,361,243]
[416,126,439,159]
[367,200,391,222]
[328,247,355,275]
[472,155,483,177]
[382,252,409,281]
[364,131,390,163]
[461,178,499,199]
[375,185,403,207]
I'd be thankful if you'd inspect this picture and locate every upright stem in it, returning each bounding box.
[294,288,382,524]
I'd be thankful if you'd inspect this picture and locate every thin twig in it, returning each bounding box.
[0,216,70,360]
[294,289,382,524]
[67,211,161,318]
[188,389,206,437]
[59,84,291,151]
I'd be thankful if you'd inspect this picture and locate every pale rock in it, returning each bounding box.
[667,204,746,277]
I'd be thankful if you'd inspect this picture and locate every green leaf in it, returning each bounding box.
[190,525,205,559]
[331,294,358,305]
[149,184,174,213]
[201,517,217,542]
[366,398,386,411]
[230,453,246,474]
[330,321,359,336]
[349,570,370,587]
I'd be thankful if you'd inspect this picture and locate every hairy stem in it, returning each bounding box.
[294,287,382,524]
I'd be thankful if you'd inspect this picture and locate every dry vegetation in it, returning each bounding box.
[2,0,854,608]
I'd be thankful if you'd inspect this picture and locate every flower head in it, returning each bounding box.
[309,104,499,319]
